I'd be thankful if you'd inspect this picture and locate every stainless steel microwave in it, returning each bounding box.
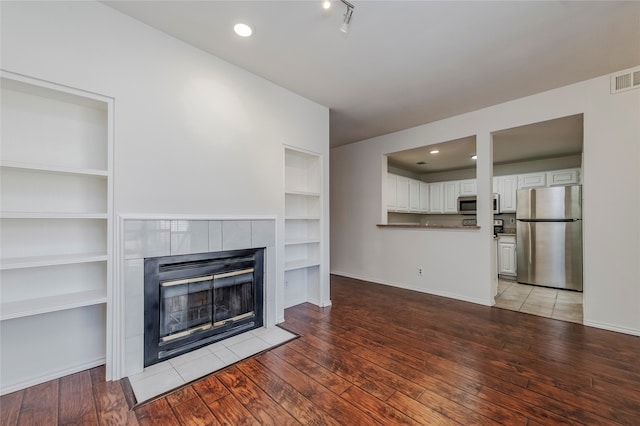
[458,194,501,215]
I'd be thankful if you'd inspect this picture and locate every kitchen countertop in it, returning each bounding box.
[377,224,481,230]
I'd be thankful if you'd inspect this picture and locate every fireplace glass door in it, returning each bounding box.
[160,275,213,342]
[213,268,255,325]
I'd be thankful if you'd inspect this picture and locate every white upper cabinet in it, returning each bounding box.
[518,172,547,188]
[458,179,477,196]
[547,169,580,186]
[395,176,410,212]
[408,179,420,212]
[418,182,429,213]
[387,174,397,211]
[443,181,460,213]
[428,182,444,214]
[493,175,518,213]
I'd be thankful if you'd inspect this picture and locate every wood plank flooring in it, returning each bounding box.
[2,274,640,425]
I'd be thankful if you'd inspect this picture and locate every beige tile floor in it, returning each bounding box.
[494,279,583,323]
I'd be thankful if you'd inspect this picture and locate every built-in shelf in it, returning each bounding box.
[0,161,108,177]
[284,215,321,220]
[1,212,108,219]
[0,289,107,321]
[284,239,321,246]
[1,252,108,270]
[284,146,325,309]
[284,259,321,271]
[284,190,320,197]
[0,70,112,395]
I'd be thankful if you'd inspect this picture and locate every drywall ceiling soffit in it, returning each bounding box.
[387,114,583,174]
[102,1,640,148]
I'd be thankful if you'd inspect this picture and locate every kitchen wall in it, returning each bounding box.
[332,70,640,336]
[1,1,330,377]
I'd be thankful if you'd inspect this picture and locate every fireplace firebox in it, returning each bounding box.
[144,248,264,367]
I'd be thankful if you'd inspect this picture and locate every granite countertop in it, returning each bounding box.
[377,223,481,230]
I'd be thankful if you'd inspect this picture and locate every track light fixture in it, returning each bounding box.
[339,0,355,33]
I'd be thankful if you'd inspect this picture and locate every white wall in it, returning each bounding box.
[332,71,640,335]
[2,0,330,377]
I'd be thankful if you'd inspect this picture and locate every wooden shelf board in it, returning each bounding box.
[0,289,107,321]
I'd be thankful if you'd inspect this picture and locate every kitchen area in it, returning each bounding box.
[385,114,584,322]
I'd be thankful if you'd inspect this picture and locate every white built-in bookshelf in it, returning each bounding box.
[0,71,112,395]
[283,147,323,308]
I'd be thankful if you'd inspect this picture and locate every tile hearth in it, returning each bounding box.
[128,326,296,404]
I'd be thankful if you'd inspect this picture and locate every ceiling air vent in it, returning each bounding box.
[610,66,640,94]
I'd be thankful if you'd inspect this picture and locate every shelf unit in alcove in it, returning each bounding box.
[283,147,322,308]
[0,71,112,394]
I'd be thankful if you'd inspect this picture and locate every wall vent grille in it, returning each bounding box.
[611,66,640,94]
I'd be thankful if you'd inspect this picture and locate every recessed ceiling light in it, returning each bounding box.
[471,155,477,160]
[430,150,439,154]
[234,23,253,37]
[322,0,331,9]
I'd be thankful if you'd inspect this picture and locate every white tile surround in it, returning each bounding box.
[129,326,296,404]
[120,217,279,386]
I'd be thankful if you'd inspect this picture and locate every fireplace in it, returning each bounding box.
[144,248,264,367]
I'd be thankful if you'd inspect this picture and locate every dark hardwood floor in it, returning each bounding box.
[2,274,640,425]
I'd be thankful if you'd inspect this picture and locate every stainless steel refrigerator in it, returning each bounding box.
[516,185,583,291]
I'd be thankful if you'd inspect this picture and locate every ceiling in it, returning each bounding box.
[388,114,583,173]
[103,1,640,148]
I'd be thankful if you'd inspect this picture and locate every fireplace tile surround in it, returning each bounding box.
[121,218,277,380]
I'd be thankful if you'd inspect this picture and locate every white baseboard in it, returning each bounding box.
[0,357,106,396]
[582,320,640,337]
[330,271,494,307]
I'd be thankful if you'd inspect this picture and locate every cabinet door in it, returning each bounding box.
[518,172,546,189]
[495,175,518,213]
[419,182,429,213]
[547,169,580,186]
[396,176,409,212]
[408,179,420,212]
[498,238,517,276]
[386,174,397,210]
[428,182,443,213]
[458,179,477,196]
[443,181,459,214]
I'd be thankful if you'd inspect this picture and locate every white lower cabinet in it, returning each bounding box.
[497,235,517,277]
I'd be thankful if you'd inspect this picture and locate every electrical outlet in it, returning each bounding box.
[417,267,423,276]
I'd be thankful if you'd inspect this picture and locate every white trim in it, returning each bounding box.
[583,321,640,337]
[0,357,105,396]
[330,271,494,307]
[118,213,278,221]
